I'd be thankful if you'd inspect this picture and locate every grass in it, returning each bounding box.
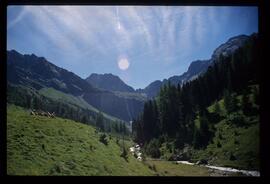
[8,104,233,176]
[7,104,154,176]
[7,104,249,176]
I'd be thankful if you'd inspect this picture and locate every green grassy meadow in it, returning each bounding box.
[7,104,256,176]
[7,104,154,176]
[7,104,223,176]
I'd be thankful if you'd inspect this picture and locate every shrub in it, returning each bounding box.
[120,147,128,161]
[145,138,161,158]
[218,133,223,140]
[234,130,240,136]
[116,138,120,145]
[148,164,157,172]
[229,153,237,161]
[152,164,157,172]
[227,112,246,127]
[217,141,222,148]
[99,134,108,145]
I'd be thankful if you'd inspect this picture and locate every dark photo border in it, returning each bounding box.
[1,0,268,183]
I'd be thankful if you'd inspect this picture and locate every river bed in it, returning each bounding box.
[176,161,260,176]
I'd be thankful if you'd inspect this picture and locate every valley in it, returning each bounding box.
[6,32,260,176]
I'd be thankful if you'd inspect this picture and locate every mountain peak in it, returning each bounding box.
[211,34,249,60]
[86,73,135,93]
[139,33,254,99]
[9,49,20,54]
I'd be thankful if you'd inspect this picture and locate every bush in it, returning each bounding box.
[116,138,120,145]
[217,141,222,148]
[145,138,161,158]
[234,139,239,145]
[218,133,223,140]
[99,134,108,145]
[120,147,128,161]
[148,164,157,172]
[197,159,208,165]
[234,130,240,136]
[229,153,237,161]
[227,112,246,127]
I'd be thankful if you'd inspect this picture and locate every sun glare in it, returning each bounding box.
[118,57,129,70]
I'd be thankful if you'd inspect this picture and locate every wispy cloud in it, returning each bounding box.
[8,6,211,63]
[7,6,28,29]
[7,6,258,88]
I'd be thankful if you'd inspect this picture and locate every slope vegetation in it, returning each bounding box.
[7,104,153,175]
[7,104,222,176]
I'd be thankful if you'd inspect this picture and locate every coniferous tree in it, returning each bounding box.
[199,112,212,148]
[81,115,87,124]
[253,86,259,106]
[26,95,31,109]
[242,89,253,116]
[224,90,237,114]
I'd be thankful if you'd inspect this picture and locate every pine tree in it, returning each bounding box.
[26,95,31,109]
[224,90,232,114]
[242,89,252,115]
[199,112,212,147]
[81,115,87,124]
[192,127,202,149]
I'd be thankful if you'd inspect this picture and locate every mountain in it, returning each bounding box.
[162,59,212,88]
[7,50,99,95]
[139,34,251,99]
[6,34,252,120]
[7,50,144,122]
[211,35,249,60]
[86,73,135,93]
[136,80,163,99]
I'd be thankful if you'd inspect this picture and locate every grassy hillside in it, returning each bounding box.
[7,104,153,175]
[191,90,259,170]
[7,104,223,176]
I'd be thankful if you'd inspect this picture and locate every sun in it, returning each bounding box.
[118,57,130,70]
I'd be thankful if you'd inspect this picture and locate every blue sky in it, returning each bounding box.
[7,6,258,89]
